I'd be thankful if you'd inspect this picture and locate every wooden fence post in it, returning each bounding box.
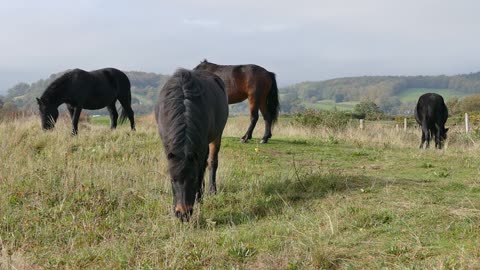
[404,118,407,131]
[359,119,364,130]
[465,113,469,134]
[395,124,399,131]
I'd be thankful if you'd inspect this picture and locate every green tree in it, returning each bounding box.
[7,82,30,97]
[353,101,382,119]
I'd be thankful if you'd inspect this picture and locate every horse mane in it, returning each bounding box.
[159,69,206,163]
[41,70,77,103]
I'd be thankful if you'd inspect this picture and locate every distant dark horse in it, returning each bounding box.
[194,60,279,143]
[37,68,135,134]
[156,69,228,221]
[415,93,449,149]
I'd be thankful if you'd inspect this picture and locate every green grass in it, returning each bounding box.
[1,117,480,269]
[397,88,468,103]
[304,100,358,111]
[89,115,131,126]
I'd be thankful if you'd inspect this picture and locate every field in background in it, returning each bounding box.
[397,88,468,103]
[1,116,480,269]
[304,100,359,111]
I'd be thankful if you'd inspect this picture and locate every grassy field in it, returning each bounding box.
[304,100,359,111]
[397,88,468,103]
[1,115,480,269]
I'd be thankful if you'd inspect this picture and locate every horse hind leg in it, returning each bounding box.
[419,129,426,149]
[107,103,118,129]
[241,99,259,143]
[425,129,431,149]
[207,137,222,194]
[259,104,273,144]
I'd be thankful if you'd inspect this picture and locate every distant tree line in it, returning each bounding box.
[279,72,480,114]
[6,70,480,116]
[280,73,480,104]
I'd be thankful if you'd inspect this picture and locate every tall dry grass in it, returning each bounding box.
[218,115,479,151]
[1,115,480,269]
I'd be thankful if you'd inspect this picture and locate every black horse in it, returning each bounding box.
[37,68,135,134]
[155,69,228,221]
[415,93,449,149]
[194,60,279,143]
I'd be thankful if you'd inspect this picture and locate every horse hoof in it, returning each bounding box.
[260,139,268,144]
[240,138,248,143]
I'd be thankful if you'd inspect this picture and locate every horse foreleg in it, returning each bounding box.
[71,107,82,135]
[196,150,208,202]
[241,103,259,143]
[67,104,75,119]
[208,137,222,194]
[107,103,118,129]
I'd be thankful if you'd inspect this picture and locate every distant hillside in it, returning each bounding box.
[280,72,480,114]
[5,70,480,116]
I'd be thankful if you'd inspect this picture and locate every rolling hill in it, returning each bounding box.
[3,70,480,115]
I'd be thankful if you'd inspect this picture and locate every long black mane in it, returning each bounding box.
[157,69,207,169]
[40,70,76,104]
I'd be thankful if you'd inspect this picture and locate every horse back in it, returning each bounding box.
[211,64,272,104]
[156,69,228,146]
[196,71,229,141]
[415,93,448,127]
[91,68,131,93]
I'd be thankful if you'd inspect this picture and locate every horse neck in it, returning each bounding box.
[43,86,67,107]
[203,63,220,72]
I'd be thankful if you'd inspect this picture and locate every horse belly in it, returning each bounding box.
[83,95,116,110]
[227,90,248,104]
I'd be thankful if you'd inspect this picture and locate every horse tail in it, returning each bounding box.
[267,72,280,124]
[119,100,129,124]
[118,73,132,124]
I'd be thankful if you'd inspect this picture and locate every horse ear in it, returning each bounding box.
[36,98,42,105]
[202,59,208,63]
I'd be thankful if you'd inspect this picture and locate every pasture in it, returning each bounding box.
[397,88,468,103]
[304,100,359,111]
[1,115,480,269]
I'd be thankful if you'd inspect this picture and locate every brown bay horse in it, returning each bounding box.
[194,60,279,143]
[155,69,229,221]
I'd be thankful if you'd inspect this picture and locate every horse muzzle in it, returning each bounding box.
[174,204,193,222]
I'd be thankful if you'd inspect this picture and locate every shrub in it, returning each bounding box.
[293,109,350,130]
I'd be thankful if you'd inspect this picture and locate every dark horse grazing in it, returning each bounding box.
[156,69,228,221]
[37,68,135,134]
[415,93,449,149]
[194,60,279,143]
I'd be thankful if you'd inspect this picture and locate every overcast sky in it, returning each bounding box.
[1,0,480,93]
